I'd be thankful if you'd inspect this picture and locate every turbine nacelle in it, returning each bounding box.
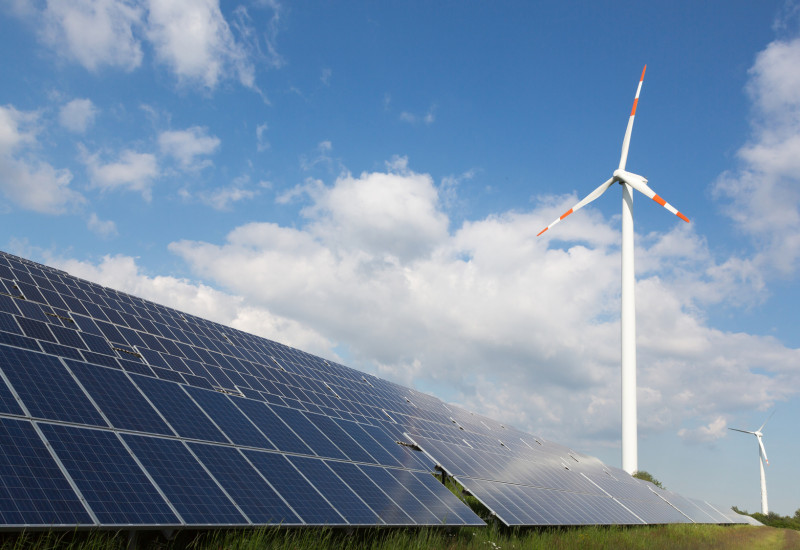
[613,169,648,188]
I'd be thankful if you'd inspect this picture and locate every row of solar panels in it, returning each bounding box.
[0,343,482,527]
[0,251,748,528]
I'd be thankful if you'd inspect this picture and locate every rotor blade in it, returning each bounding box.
[758,435,769,465]
[537,178,615,236]
[619,65,646,171]
[624,177,690,223]
[758,410,775,433]
[729,428,756,435]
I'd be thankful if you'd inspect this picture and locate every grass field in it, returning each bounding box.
[2,524,798,550]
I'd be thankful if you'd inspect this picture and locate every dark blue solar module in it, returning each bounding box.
[183,386,273,449]
[233,398,315,455]
[243,450,346,525]
[39,423,179,525]
[0,417,92,526]
[0,250,744,531]
[0,369,24,416]
[303,413,375,463]
[358,464,441,524]
[65,360,174,436]
[287,456,381,525]
[188,443,301,525]
[0,345,107,427]
[122,434,247,526]
[324,460,413,525]
[129,374,228,443]
[386,468,479,525]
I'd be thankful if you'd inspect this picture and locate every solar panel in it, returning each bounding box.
[0,417,92,526]
[38,423,179,526]
[121,434,247,526]
[187,443,301,525]
[0,250,739,531]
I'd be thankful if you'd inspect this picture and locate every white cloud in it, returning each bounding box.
[166,159,800,448]
[0,105,84,214]
[256,122,269,152]
[713,35,800,276]
[677,416,729,445]
[399,104,436,125]
[86,212,118,238]
[199,183,260,210]
[40,0,144,72]
[0,105,37,152]
[291,160,449,262]
[81,145,159,199]
[146,0,254,89]
[158,126,220,169]
[16,0,284,93]
[59,98,98,133]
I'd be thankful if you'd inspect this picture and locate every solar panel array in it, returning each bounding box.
[0,250,747,530]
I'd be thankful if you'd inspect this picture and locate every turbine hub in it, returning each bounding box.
[613,169,648,187]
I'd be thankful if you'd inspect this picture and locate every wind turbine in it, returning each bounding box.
[730,412,774,515]
[537,66,690,474]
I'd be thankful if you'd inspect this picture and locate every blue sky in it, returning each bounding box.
[2,0,799,516]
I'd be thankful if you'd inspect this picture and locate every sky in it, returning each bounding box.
[1,0,799,517]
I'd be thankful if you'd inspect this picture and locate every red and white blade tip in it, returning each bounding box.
[629,65,647,117]
[651,193,690,223]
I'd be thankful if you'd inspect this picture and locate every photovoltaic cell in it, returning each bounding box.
[0,345,107,427]
[287,456,381,525]
[243,450,346,525]
[16,317,56,342]
[304,413,375,463]
[188,443,301,525]
[65,360,174,436]
[324,461,413,525]
[39,423,179,525]
[357,464,441,524]
[0,417,92,526]
[0,374,23,416]
[234,398,314,455]
[183,386,273,449]
[270,405,348,460]
[386,469,475,525]
[130,374,228,443]
[122,434,246,526]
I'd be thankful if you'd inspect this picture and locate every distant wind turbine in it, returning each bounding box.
[537,66,690,474]
[730,412,774,515]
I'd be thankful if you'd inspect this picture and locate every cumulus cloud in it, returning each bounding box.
[40,0,144,71]
[59,98,98,133]
[198,183,260,210]
[677,416,728,445]
[80,145,159,199]
[158,126,220,170]
[146,0,255,89]
[0,105,84,213]
[163,158,800,450]
[713,34,800,275]
[86,212,118,238]
[16,0,283,92]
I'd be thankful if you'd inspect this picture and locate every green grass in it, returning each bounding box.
[1,524,796,550]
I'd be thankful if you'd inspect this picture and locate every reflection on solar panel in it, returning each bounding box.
[0,250,747,531]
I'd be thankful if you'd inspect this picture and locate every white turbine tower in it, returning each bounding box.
[537,66,690,474]
[730,413,773,515]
